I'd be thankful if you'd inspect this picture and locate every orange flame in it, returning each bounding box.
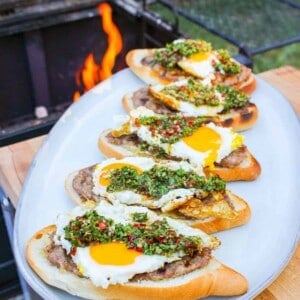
[73,2,123,101]
[98,3,123,80]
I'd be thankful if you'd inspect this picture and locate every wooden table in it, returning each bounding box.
[0,65,299,299]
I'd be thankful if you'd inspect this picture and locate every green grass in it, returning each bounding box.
[149,2,300,74]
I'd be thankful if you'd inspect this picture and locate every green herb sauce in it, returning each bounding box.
[140,141,168,158]
[214,49,241,74]
[131,212,149,222]
[160,78,218,106]
[64,211,203,256]
[139,114,206,143]
[106,165,226,198]
[160,78,249,112]
[216,84,249,111]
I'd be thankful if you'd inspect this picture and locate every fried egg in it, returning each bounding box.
[121,107,244,169]
[54,201,218,288]
[163,39,240,84]
[178,51,216,81]
[92,156,203,210]
[72,241,176,288]
[169,39,216,81]
[149,79,224,117]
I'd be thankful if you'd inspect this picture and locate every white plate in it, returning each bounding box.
[13,68,300,299]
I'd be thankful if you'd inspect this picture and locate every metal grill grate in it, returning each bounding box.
[158,0,300,55]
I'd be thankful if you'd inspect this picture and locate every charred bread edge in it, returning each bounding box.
[205,152,261,182]
[239,74,256,95]
[121,91,259,132]
[97,129,261,182]
[26,225,248,300]
[126,49,256,94]
[65,171,251,234]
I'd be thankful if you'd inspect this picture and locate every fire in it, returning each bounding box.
[98,3,123,80]
[73,2,123,101]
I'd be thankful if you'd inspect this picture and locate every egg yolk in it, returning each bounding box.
[189,52,210,62]
[90,242,141,265]
[231,132,244,150]
[182,126,221,168]
[111,122,130,137]
[99,163,143,186]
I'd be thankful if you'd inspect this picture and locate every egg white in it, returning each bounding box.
[72,245,176,288]
[179,99,223,117]
[177,53,216,80]
[54,201,217,288]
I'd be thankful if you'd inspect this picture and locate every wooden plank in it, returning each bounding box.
[259,65,300,115]
[256,244,300,300]
[0,135,44,207]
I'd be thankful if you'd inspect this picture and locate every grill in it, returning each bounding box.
[0,0,182,147]
[157,0,300,65]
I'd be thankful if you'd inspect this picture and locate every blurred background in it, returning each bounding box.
[148,0,300,73]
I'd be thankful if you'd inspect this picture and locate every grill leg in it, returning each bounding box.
[0,188,42,300]
[24,29,51,119]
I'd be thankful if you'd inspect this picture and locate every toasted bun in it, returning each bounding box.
[98,129,138,159]
[122,90,259,132]
[64,171,82,204]
[215,103,258,132]
[122,91,138,112]
[239,74,256,95]
[126,49,256,94]
[26,225,248,299]
[126,49,175,85]
[204,151,261,182]
[98,130,261,182]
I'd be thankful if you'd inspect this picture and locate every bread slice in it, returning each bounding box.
[65,164,251,234]
[126,48,175,85]
[97,129,261,182]
[26,225,248,300]
[204,150,261,182]
[122,88,259,132]
[126,48,256,94]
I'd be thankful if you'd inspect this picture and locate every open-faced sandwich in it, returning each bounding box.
[98,107,261,182]
[65,157,251,234]
[122,78,258,131]
[26,201,248,300]
[126,39,256,94]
